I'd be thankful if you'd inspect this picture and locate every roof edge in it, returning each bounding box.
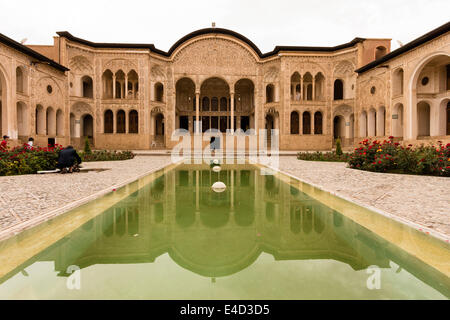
[57,29,366,59]
[355,21,450,74]
[0,33,69,72]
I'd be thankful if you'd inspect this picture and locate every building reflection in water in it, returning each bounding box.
[7,164,449,297]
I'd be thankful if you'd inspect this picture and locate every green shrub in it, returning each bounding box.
[80,150,135,162]
[348,137,450,176]
[297,151,350,162]
[335,138,343,156]
[84,137,92,154]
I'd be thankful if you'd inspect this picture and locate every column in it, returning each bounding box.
[299,112,302,135]
[300,75,304,101]
[125,112,129,133]
[312,76,316,101]
[230,92,235,132]
[113,111,117,133]
[311,112,315,135]
[124,74,128,99]
[113,74,116,99]
[195,92,200,133]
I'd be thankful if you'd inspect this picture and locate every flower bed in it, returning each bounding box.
[0,144,135,176]
[0,144,62,176]
[348,137,450,177]
[81,150,135,162]
[297,151,350,162]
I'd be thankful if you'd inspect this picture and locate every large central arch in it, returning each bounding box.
[199,77,230,133]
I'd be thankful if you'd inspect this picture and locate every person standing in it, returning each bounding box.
[0,135,9,150]
[26,137,34,149]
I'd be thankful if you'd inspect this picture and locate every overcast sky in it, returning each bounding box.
[1,0,449,52]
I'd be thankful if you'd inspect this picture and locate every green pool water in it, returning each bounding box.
[0,163,449,299]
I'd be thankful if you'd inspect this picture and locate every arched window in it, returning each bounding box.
[377,106,386,136]
[393,68,404,96]
[56,109,64,136]
[220,97,227,111]
[81,76,93,98]
[392,104,403,137]
[302,112,311,134]
[202,97,210,111]
[36,105,45,135]
[129,110,138,133]
[46,107,55,136]
[211,97,219,111]
[16,102,27,137]
[314,73,325,100]
[176,77,195,111]
[333,116,344,139]
[290,72,301,101]
[104,110,113,133]
[307,84,313,100]
[314,111,323,134]
[155,113,164,136]
[360,111,368,137]
[127,70,138,98]
[102,70,113,98]
[115,70,125,99]
[375,46,387,60]
[266,84,274,103]
[82,114,93,138]
[16,67,24,93]
[303,73,313,101]
[117,110,126,133]
[155,82,164,102]
[334,79,343,100]
[290,111,299,134]
[417,101,430,136]
[368,108,377,136]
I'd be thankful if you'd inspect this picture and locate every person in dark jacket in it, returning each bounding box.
[57,146,82,173]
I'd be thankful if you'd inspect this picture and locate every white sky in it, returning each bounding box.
[0,0,449,52]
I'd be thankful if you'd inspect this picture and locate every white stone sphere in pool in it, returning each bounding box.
[212,166,221,172]
[212,159,220,165]
[212,181,227,193]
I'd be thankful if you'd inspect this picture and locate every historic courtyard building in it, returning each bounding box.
[0,22,449,150]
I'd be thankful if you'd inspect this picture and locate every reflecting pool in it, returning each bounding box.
[0,163,449,299]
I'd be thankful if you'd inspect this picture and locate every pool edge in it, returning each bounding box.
[0,160,178,243]
[261,163,450,243]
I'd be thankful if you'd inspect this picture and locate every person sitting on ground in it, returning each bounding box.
[26,137,34,149]
[56,145,82,173]
[0,135,9,151]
